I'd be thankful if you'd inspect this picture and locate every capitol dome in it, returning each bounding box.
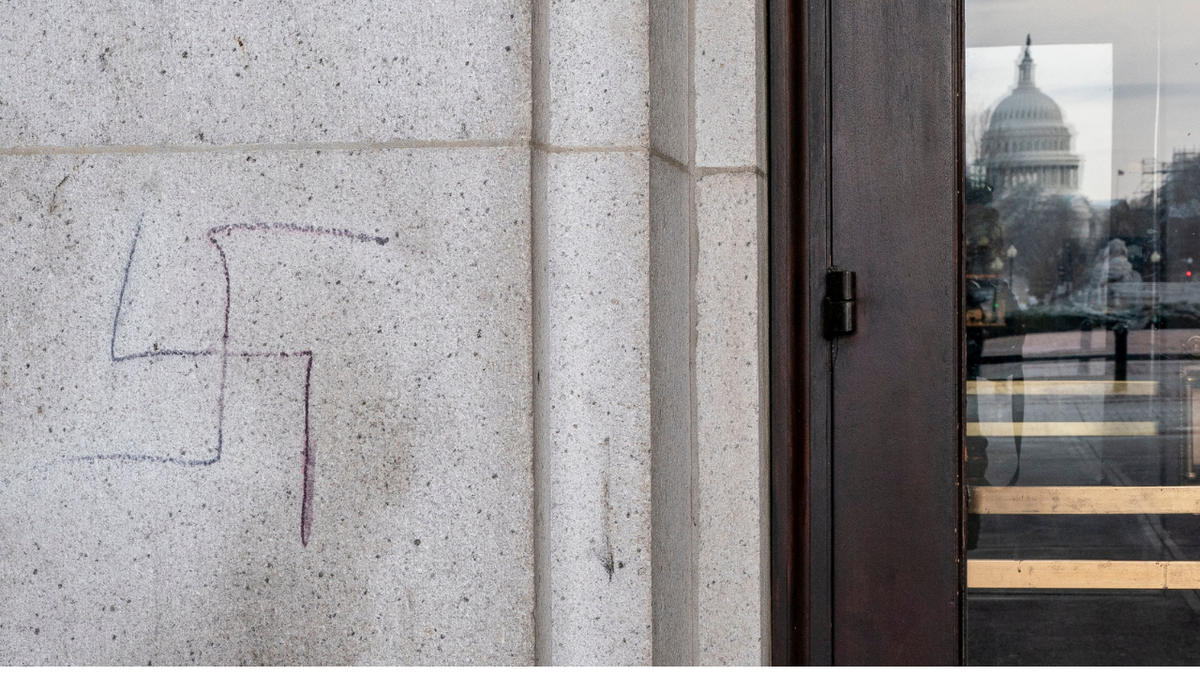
[979,36,1080,193]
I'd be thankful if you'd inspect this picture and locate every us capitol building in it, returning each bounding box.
[975,36,1106,304]
[978,36,1081,195]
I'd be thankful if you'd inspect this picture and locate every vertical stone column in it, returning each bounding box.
[648,0,769,665]
[531,0,766,663]
[531,0,653,665]
[648,0,696,664]
[693,0,769,665]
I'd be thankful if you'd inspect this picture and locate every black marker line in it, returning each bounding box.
[110,212,143,362]
[300,353,315,547]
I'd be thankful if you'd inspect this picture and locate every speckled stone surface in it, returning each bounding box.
[0,148,533,664]
[694,0,762,168]
[1,0,774,665]
[0,0,530,146]
[695,171,767,665]
[533,150,652,665]
[647,154,695,664]
[648,0,690,166]
[535,0,649,148]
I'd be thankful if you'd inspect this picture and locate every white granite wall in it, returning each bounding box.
[1,0,767,665]
[0,0,534,665]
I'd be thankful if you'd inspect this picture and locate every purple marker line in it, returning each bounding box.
[77,216,387,546]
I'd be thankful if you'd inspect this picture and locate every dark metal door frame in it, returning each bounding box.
[769,0,964,665]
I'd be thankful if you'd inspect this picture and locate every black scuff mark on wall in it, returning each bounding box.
[600,436,615,582]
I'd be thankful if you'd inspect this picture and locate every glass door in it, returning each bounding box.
[964,0,1200,664]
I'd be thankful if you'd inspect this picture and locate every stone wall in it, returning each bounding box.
[0,0,767,665]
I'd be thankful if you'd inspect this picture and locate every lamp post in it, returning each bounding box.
[1007,245,1018,293]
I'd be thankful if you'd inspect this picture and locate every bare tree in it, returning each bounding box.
[967,106,993,167]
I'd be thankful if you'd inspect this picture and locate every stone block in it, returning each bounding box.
[533,149,652,664]
[648,154,695,664]
[0,146,533,664]
[694,0,761,168]
[649,0,691,165]
[535,0,649,148]
[694,171,767,665]
[0,0,531,147]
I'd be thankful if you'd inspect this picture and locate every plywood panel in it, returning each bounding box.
[967,380,1157,396]
[967,422,1157,437]
[970,486,1200,515]
[968,560,1200,589]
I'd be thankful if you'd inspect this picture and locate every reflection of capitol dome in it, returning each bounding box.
[980,36,1080,193]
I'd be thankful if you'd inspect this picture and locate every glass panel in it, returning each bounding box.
[965,1,1200,664]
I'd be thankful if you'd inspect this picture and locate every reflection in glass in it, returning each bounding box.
[966,1,1200,665]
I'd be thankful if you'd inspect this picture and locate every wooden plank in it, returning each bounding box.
[1167,563,1200,588]
[966,380,1157,396]
[967,421,1157,437]
[967,560,1200,589]
[969,486,1200,515]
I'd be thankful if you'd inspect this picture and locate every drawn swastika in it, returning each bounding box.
[76,216,389,546]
